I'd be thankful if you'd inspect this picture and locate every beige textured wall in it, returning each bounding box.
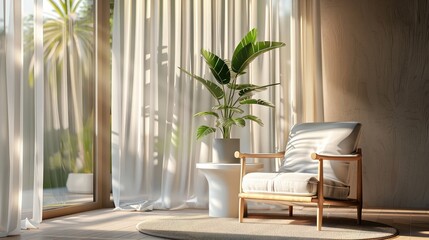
[320,0,429,209]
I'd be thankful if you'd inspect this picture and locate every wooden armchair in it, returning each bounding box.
[235,122,362,231]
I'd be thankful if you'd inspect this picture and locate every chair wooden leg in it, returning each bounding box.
[357,204,362,224]
[356,150,363,225]
[238,197,245,222]
[317,159,324,231]
[317,203,323,231]
[288,206,293,217]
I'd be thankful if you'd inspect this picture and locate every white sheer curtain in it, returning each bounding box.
[1,0,44,237]
[0,0,22,236]
[290,0,324,122]
[112,0,294,210]
[275,0,324,148]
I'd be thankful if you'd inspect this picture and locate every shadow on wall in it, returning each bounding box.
[320,0,429,209]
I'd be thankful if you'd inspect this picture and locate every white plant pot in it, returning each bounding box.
[213,138,240,163]
[66,173,93,194]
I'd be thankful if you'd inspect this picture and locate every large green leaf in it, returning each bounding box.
[238,83,280,97]
[242,115,263,126]
[219,118,246,128]
[240,99,275,108]
[233,118,246,127]
[232,28,257,61]
[179,67,224,100]
[231,41,286,74]
[194,111,219,118]
[201,49,231,85]
[227,83,258,90]
[196,125,216,139]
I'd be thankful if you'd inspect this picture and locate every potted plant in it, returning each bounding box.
[66,113,94,194]
[179,28,285,163]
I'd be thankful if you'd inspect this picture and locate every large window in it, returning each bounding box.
[20,1,112,218]
[23,0,95,210]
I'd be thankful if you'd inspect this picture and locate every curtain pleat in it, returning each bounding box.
[31,0,44,226]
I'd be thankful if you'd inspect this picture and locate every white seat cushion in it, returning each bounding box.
[242,172,350,199]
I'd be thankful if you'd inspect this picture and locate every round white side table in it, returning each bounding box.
[196,163,263,218]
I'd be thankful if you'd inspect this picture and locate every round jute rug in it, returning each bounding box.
[136,211,398,240]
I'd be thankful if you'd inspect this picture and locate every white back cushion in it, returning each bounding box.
[279,122,361,184]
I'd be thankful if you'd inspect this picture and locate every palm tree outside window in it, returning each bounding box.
[23,0,95,209]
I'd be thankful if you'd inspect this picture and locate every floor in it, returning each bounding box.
[6,207,429,239]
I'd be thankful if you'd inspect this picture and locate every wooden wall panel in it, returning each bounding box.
[320,0,429,209]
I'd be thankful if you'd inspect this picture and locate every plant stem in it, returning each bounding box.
[221,83,228,138]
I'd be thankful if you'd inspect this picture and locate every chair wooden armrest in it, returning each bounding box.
[311,148,362,161]
[234,151,285,159]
